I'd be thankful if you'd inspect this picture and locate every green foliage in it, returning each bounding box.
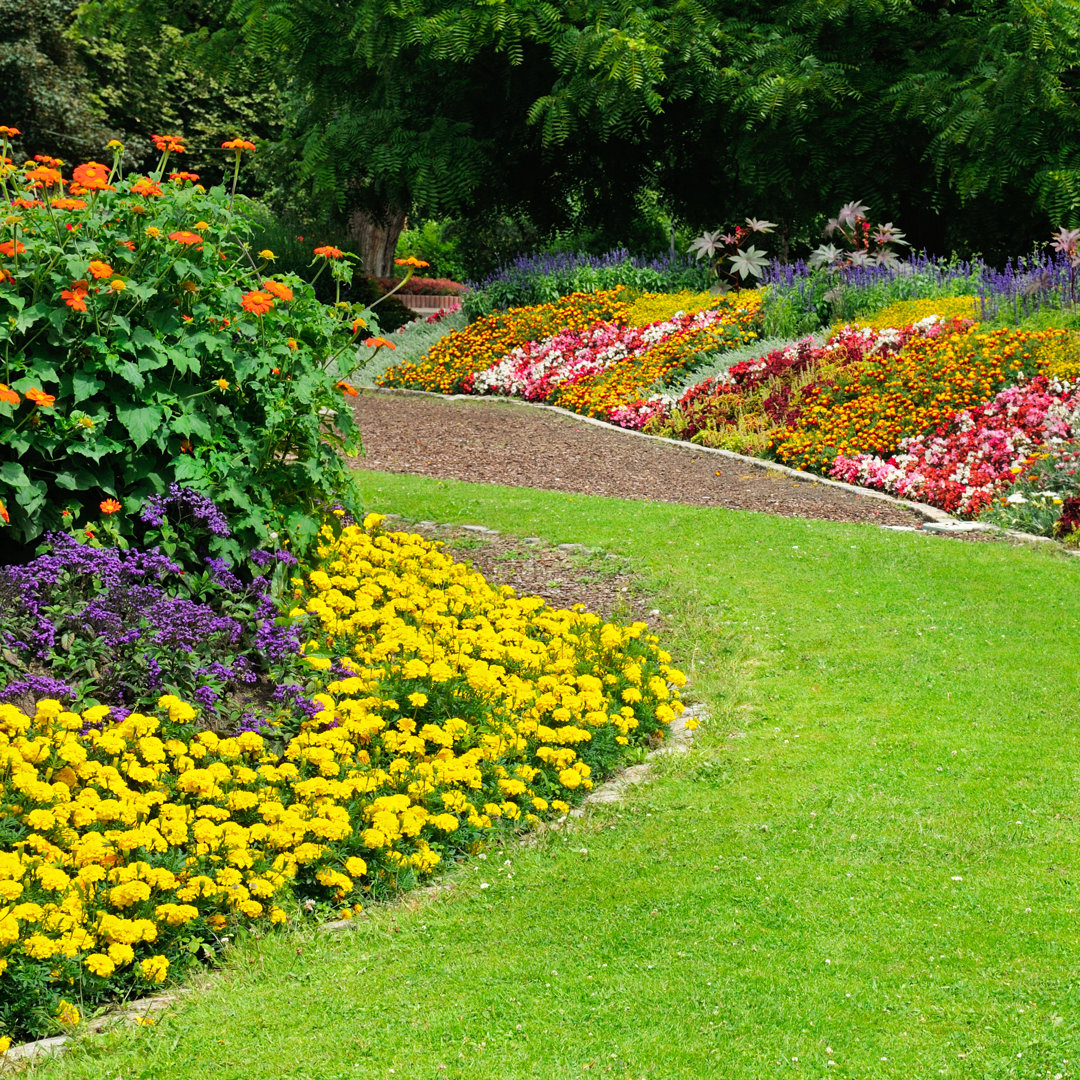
[394,220,467,283]
[352,311,467,388]
[0,139,373,557]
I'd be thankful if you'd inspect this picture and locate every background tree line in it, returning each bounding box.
[3,0,1079,277]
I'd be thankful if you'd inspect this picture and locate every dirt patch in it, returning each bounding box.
[352,391,924,528]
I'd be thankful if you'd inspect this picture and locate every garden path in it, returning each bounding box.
[351,390,926,529]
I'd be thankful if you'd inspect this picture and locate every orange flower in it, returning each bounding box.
[0,125,20,137]
[168,171,200,183]
[11,198,42,209]
[0,240,26,257]
[117,239,136,251]
[61,286,89,312]
[0,268,11,285]
[99,498,122,514]
[33,154,63,167]
[240,290,275,316]
[221,138,256,152]
[0,498,8,524]
[109,279,127,292]
[337,381,359,397]
[151,134,186,153]
[71,162,113,191]
[261,279,293,302]
[25,165,62,187]
[394,256,430,268]
[51,197,87,211]
[130,177,163,198]
[168,231,203,246]
[25,387,56,407]
[0,383,19,405]
[313,245,343,259]
[87,260,113,279]
[364,337,396,350]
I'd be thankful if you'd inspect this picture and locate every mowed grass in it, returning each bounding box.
[32,474,1080,1080]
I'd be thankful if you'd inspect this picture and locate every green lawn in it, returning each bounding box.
[33,473,1080,1080]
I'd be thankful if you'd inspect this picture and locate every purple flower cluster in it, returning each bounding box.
[140,483,232,537]
[0,526,305,732]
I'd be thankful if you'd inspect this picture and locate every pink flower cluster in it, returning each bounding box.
[829,376,1080,515]
[470,308,734,402]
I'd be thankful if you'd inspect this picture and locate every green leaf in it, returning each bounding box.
[71,371,105,404]
[115,403,166,449]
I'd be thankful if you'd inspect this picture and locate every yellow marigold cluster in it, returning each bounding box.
[1035,328,1080,381]
[625,290,730,328]
[0,520,685,1045]
[831,295,982,335]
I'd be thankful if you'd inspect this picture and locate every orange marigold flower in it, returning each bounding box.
[99,498,122,514]
[262,279,293,302]
[130,177,163,198]
[240,290,275,316]
[71,162,113,191]
[394,256,430,268]
[313,245,343,259]
[151,134,186,154]
[168,231,203,246]
[51,197,87,211]
[0,383,19,405]
[0,240,26,257]
[87,260,113,279]
[0,126,20,138]
[221,138,256,152]
[364,337,396,350]
[25,387,56,407]
[168,171,200,183]
[337,381,359,397]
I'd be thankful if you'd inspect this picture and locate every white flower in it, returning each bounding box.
[1006,492,1028,504]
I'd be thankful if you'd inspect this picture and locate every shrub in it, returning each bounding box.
[0,131,386,557]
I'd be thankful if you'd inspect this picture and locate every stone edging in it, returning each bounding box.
[361,386,1080,556]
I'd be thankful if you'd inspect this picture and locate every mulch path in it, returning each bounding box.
[351,390,925,528]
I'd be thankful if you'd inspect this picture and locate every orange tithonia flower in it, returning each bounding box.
[87,260,113,279]
[313,245,343,259]
[130,177,163,198]
[351,318,366,334]
[0,498,8,524]
[240,290,275,316]
[221,138,256,152]
[0,125,20,138]
[0,240,26,257]
[168,231,203,246]
[51,198,87,211]
[11,198,42,209]
[25,165,62,187]
[61,286,89,312]
[117,239,135,251]
[394,256,430,268]
[151,134,186,154]
[286,338,298,351]
[0,268,11,285]
[99,498,122,514]
[364,337,396,350]
[168,171,200,183]
[0,383,19,405]
[71,162,113,191]
[25,387,56,407]
[337,381,359,397]
[262,279,293,303]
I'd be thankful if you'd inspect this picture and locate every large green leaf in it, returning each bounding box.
[115,403,166,449]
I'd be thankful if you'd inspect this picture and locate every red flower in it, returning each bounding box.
[168,172,200,183]
[168,231,203,246]
[0,125,20,138]
[151,134,186,154]
[364,337,396,350]
[61,286,89,312]
[240,290,275,316]
[99,498,122,514]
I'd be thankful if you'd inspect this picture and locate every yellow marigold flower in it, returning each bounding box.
[139,954,169,984]
[84,953,116,978]
[56,1000,80,1027]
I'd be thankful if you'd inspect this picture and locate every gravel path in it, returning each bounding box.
[350,390,926,529]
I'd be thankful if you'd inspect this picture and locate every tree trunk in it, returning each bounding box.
[347,205,407,278]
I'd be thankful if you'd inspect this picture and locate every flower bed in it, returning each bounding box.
[379,290,632,394]
[0,518,686,1045]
